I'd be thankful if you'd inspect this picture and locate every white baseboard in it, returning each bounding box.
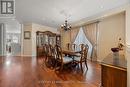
[21,55,33,57]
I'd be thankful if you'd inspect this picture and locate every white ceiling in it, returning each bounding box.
[15,0,130,28]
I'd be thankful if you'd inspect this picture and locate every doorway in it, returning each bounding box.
[0,19,22,56]
[6,33,21,56]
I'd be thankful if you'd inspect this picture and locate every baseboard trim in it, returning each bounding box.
[21,55,35,57]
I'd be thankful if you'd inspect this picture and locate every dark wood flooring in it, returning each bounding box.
[0,56,101,87]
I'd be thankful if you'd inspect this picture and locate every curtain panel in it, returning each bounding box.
[83,22,98,60]
[70,27,80,43]
[60,27,80,49]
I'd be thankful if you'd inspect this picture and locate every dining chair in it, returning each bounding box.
[44,44,49,66]
[54,45,73,71]
[74,44,89,72]
[79,44,85,51]
[73,44,85,57]
[67,43,71,50]
[42,45,46,57]
[45,44,56,68]
[72,44,77,51]
[44,44,48,60]
[48,44,54,56]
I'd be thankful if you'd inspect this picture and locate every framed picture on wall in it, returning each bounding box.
[24,31,31,39]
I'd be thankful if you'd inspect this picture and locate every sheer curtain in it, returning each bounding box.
[83,22,98,60]
[74,27,92,59]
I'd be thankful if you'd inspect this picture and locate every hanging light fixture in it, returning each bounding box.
[61,20,71,31]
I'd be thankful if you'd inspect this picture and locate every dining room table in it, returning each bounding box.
[62,49,81,60]
[62,49,80,56]
[61,49,81,67]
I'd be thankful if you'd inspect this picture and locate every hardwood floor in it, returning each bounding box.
[0,56,101,87]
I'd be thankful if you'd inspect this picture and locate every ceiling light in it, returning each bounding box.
[61,20,71,31]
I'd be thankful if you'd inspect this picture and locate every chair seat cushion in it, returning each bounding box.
[63,56,73,63]
[75,53,81,57]
[74,57,81,61]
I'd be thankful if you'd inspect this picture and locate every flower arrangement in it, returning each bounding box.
[117,38,124,50]
[111,38,124,53]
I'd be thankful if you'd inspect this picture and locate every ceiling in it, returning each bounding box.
[15,0,130,28]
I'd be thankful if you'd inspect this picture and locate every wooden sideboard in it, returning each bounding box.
[101,53,127,87]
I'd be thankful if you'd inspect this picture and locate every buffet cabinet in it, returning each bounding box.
[101,53,127,87]
[36,31,61,57]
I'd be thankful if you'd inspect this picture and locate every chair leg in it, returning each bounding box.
[45,55,48,62]
[54,60,58,70]
[51,58,55,68]
[85,61,88,70]
[45,56,48,65]
[77,63,79,69]
[80,62,83,72]
[60,63,63,71]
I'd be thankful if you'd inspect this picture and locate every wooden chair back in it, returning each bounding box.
[80,44,89,62]
[79,44,85,51]
[48,44,54,56]
[44,44,48,54]
[67,43,71,50]
[72,44,77,51]
[54,45,63,63]
[44,44,54,57]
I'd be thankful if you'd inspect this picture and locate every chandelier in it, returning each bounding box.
[61,20,71,31]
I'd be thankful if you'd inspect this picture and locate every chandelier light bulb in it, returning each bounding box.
[61,20,71,31]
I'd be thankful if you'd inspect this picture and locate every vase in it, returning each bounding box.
[113,52,119,64]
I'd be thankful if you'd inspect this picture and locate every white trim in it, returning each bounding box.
[21,24,24,56]
[126,45,130,52]
[21,55,34,57]
[1,24,4,55]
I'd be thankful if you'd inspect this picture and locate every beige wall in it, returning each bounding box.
[126,5,130,87]
[32,23,58,56]
[23,24,32,56]
[61,30,71,49]
[23,23,58,56]
[97,13,125,61]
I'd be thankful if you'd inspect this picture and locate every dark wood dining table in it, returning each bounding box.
[62,49,81,67]
[62,49,81,57]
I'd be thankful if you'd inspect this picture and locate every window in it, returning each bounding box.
[74,27,93,58]
[1,1,14,14]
